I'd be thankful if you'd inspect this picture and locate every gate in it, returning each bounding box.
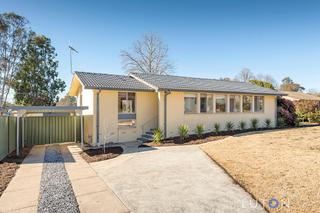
[24,116,81,146]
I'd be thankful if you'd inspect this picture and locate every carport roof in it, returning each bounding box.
[8,106,88,114]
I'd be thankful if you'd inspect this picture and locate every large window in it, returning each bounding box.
[254,96,264,112]
[118,92,136,126]
[229,95,240,112]
[200,94,213,113]
[243,95,252,112]
[184,94,197,113]
[216,95,226,113]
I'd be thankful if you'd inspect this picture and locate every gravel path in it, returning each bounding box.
[38,145,79,213]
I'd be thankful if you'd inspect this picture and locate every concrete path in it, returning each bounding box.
[0,143,128,213]
[91,145,265,213]
[0,145,45,213]
[61,144,129,213]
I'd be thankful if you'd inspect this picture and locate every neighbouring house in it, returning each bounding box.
[69,71,285,145]
[281,91,320,101]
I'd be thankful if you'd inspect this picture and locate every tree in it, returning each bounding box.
[280,77,305,92]
[12,32,66,106]
[249,79,275,89]
[235,68,254,82]
[0,12,29,107]
[255,74,278,88]
[121,33,174,74]
[57,95,77,106]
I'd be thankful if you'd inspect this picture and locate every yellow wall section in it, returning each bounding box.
[165,92,277,137]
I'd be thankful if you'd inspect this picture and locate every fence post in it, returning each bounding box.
[7,117,10,153]
[16,115,20,156]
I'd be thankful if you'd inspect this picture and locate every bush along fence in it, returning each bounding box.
[0,116,81,160]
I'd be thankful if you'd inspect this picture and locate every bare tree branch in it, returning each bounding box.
[120,33,174,74]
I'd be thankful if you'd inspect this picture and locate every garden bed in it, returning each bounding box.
[140,123,320,147]
[0,147,32,197]
[80,147,123,163]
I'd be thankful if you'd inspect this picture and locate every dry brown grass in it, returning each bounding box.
[201,126,320,213]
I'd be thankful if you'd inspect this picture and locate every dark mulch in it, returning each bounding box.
[140,125,320,147]
[0,147,32,197]
[80,147,123,163]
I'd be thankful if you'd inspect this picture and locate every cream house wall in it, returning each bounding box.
[92,90,158,144]
[163,92,277,138]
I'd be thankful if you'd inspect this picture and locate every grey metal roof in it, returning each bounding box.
[130,72,285,95]
[75,71,154,91]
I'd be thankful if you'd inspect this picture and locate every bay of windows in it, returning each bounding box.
[183,93,265,114]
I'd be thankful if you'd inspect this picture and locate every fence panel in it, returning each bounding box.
[0,117,9,160]
[24,116,80,146]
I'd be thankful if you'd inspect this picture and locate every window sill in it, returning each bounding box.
[118,126,136,129]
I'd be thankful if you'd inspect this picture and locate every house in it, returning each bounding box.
[69,71,285,145]
[281,91,320,102]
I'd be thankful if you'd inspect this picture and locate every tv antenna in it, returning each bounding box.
[69,45,79,74]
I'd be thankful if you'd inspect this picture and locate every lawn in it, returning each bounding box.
[201,126,320,213]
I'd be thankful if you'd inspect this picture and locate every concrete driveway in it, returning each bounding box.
[90,145,264,213]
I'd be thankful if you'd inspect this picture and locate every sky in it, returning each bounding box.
[2,0,320,99]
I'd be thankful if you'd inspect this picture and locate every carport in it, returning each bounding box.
[8,106,88,155]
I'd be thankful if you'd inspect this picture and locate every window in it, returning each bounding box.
[243,95,252,112]
[118,92,136,126]
[254,96,264,112]
[184,94,197,113]
[229,95,240,112]
[216,95,226,113]
[200,94,213,113]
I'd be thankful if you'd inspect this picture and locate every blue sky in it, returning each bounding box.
[2,0,320,97]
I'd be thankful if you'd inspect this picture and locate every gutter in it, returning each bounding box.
[96,90,101,146]
[164,90,171,138]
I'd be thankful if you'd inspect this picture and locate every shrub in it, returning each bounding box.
[178,124,189,141]
[195,124,204,138]
[277,117,285,127]
[213,123,220,134]
[225,121,234,132]
[277,98,297,126]
[294,100,320,122]
[238,121,246,130]
[153,128,163,144]
[264,119,272,128]
[250,118,259,129]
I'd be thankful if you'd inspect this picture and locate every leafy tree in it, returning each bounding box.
[280,77,305,92]
[13,32,66,106]
[249,79,275,89]
[121,33,174,74]
[235,68,254,82]
[57,95,77,106]
[0,12,29,107]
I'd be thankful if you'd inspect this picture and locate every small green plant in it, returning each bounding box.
[195,124,204,138]
[153,128,163,144]
[225,121,234,132]
[264,119,272,128]
[238,121,246,130]
[213,123,220,134]
[250,118,259,130]
[178,124,189,141]
[277,117,285,127]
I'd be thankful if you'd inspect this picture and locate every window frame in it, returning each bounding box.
[242,95,252,112]
[118,91,136,127]
[215,95,227,113]
[184,93,198,114]
[254,96,265,112]
[229,95,241,113]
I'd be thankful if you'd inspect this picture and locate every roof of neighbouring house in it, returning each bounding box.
[281,91,320,101]
[70,71,285,96]
[74,71,154,91]
[130,72,285,95]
